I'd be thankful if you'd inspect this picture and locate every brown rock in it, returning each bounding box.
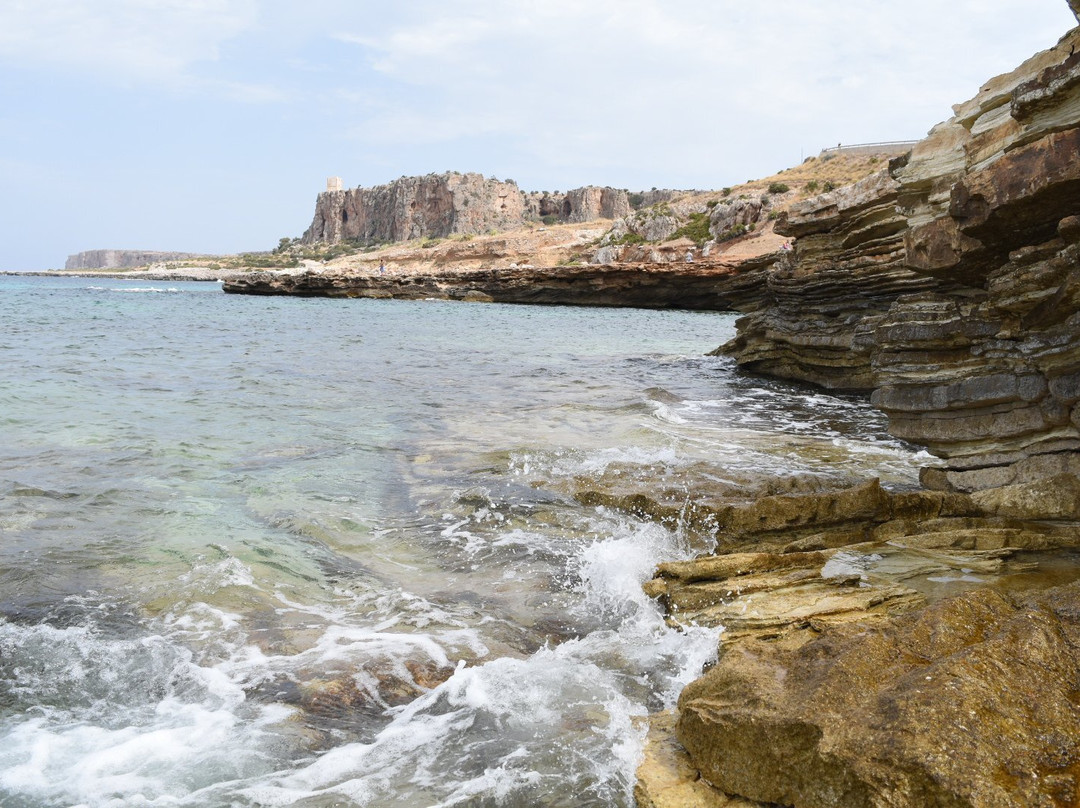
[970,472,1080,519]
[635,712,764,808]
[677,582,1080,808]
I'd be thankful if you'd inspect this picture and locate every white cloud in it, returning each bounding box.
[0,0,258,84]
[325,0,1076,186]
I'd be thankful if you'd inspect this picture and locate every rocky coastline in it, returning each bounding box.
[222,259,775,310]
[627,17,1080,808]
[80,12,1080,805]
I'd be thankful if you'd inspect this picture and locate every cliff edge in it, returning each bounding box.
[301,172,635,245]
[723,24,1080,494]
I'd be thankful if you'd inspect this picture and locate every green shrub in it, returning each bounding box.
[715,223,749,242]
[805,180,819,193]
[610,231,646,246]
[237,252,300,268]
[721,187,732,196]
[670,212,713,247]
[541,214,559,226]
[767,182,790,194]
[628,192,646,209]
[823,180,836,192]
[706,200,719,209]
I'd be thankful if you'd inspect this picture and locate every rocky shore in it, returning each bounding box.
[222,260,776,310]
[83,11,1080,805]
[627,15,1080,808]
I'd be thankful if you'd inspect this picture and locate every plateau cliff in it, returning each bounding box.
[301,172,639,245]
[65,249,203,269]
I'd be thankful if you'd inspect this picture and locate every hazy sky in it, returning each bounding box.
[1,1,1076,270]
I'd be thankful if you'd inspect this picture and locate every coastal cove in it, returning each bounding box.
[6,8,1080,807]
[0,275,920,806]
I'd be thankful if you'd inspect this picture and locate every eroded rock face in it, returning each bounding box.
[223,262,771,310]
[720,168,955,391]
[302,173,634,245]
[676,581,1080,808]
[630,472,1080,806]
[302,172,526,244]
[723,26,1080,488]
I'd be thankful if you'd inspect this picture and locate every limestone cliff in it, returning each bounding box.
[301,172,635,245]
[723,25,1080,493]
[65,249,203,269]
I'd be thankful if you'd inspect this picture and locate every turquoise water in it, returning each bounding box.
[0,275,919,807]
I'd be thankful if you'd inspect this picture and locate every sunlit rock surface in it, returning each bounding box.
[677,581,1080,808]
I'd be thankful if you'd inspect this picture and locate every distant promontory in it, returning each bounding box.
[65,249,205,270]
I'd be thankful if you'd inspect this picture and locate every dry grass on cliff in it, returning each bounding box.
[703,150,895,203]
[327,151,893,274]
[57,150,895,280]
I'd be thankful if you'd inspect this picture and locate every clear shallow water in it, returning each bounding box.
[0,276,920,807]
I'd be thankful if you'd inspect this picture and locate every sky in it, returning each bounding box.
[1,1,1076,270]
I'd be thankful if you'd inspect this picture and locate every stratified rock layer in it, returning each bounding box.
[223,262,775,311]
[723,26,1080,492]
[677,581,1080,808]
[718,167,957,391]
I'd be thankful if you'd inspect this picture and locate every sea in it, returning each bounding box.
[0,275,920,807]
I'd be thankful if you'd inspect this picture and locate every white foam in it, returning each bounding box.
[243,652,648,807]
[0,621,295,807]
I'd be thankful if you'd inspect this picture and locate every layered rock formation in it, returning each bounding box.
[635,18,1080,807]
[723,25,1080,492]
[301,172,637,245]
[65,249,202,269]
[223,261,773,311]
[621,468,1080,807]
[717,167,958,391]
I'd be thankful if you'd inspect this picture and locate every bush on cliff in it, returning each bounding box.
[669,212,712,247]
[611,231,646,246]
[715,223,749,242]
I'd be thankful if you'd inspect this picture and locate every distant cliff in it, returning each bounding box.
[65,250,202,270]
[301,172,638,245]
